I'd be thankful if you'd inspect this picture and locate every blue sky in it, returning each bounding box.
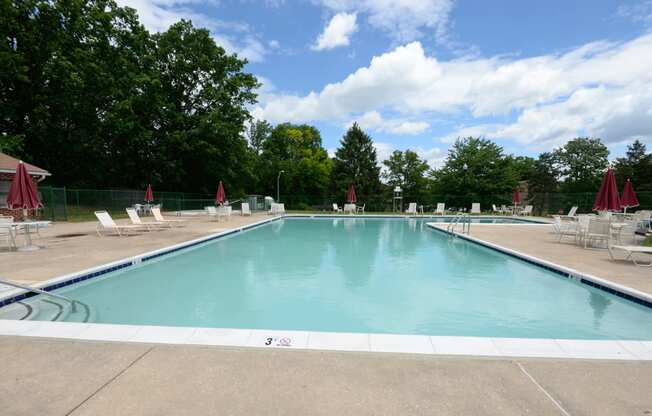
[120,0,652,167]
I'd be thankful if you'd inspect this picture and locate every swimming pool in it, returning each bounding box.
[2,217,652,340]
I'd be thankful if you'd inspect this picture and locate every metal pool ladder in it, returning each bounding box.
[447,213,471,235]
[0,277,82,313]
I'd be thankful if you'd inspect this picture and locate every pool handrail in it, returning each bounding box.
[0,277,81,313]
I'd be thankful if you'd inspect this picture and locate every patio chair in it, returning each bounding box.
[435,203,446,215]
[583,218,611,248]
[241,202,252,216]
[126,208,167,230]
[406,202,417,215]
[94,211,145,237]
[343,203,356,214]
[561,206,578,218]
[492,204,501,215]
[0,216,17,250]
[151,207,187,226]
[269,203,286,215]
[608,245,652,267]
[332,203,342,213]
[471,203,481,214]
[521,205,533,216]
[553,215,579,243]
[356,203,365,214]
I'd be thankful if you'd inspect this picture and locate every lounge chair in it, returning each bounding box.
[356,203,365,214]
[435,203,446,215]
[95,211,144,236]
[332,203,342,213]
[492,204,501,215]
[406,202,417,215]
[0,216,17,250]
[561,206,578,218]
[241,202,252,216]
[521,205,533,216]
[126,208,167,230]
[608,245,652,267]
[269,203,285,215]
[471,203,481,214]
[151,207,187,226]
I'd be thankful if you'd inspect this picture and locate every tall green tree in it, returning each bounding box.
[553,137,609,193]
[331,123,382,196]
[259,123,332,203]
[246,119,272,155]
[433,137,518,196]
[613,140,652,191]
[382,150,430,202]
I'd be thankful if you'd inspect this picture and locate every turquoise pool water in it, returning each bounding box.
[8,218,652,339]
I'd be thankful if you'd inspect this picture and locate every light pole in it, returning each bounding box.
[277,170,285,202]
[463,163,468,211]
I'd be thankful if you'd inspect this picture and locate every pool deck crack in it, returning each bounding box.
[65,346,154,416]
[516,361,571,416]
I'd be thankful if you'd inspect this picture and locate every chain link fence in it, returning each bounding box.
[36,186,652,221]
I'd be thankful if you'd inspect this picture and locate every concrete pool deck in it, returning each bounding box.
[2,336,652,415]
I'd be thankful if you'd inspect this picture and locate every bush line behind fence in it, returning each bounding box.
[37,186,652,221]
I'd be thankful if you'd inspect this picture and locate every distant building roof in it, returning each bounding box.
[0,152,51,177]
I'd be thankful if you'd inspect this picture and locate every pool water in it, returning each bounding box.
[8,218,652,339]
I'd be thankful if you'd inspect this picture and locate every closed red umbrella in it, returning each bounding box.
[6,161,43,210]
[346,184,356,204]
[593,168,621,212]
[512,188,521,205]
[144,184,154,203]
[215,181,226,205]
[621,179,639,213]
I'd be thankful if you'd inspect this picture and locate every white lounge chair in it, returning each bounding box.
[608,245,652,267]
[561,206,578,218]
[333,203,342,213]
[435,203,446,215]
[269,203,285,215]
[241,202,252,216]
[406,202,417,215]
[95,211,144,236]
[151,207,187,226]
[126,208,167,230]
[471,203,481,214]
[521,205,533,216]
[356,203,365,214]
[0,216,17,250]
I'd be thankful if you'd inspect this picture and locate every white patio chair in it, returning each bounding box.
[553,215,579,243]
[0,216,17,250]
[126,208,167,230]
[405,202,417,215]
[471,203,481,214]
[241,202,252,216]
[94,211,144,237]
[435,203,446,215]
[521,205,533,216]
[583,218,611,248]
[356,203,365,214]
[332,203,342,213]
[151,207,187,226]
[343,203,356,214]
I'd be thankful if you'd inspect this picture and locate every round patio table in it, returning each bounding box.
[14,221,51,251]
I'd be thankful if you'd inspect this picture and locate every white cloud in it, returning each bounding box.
[316,0,453,43]
[350,111,429,135]
[254,33,652,146]
[116,0,271,62]
[312,12,358,50]
[617,1,652,24]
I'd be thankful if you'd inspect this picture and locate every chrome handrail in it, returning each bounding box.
[0,278,80,313]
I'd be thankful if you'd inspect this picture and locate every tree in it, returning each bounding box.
[259,123,332,204]
[247,119,272,155]
[433,137,518,197]
[528,152,560,194]
[505,155,536,181]
[614,140,652,191]
[331,123,382,196]
[553,137,609,193]
[382,150,430,202]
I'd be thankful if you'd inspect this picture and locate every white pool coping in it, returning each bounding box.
[1,214,651,361]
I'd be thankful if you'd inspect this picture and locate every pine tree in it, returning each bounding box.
[331,123,382,196]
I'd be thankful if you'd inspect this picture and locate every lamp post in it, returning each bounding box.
[462,163,468,211]
[277,170,285,202]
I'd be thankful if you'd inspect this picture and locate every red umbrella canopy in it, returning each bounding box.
[6,161,43,209]
[593,168,621,212]
[346,184,357,204]
[621,179,639,209]
[144,184,154,202]
[215,181,226,205]
[512,188,521,205]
